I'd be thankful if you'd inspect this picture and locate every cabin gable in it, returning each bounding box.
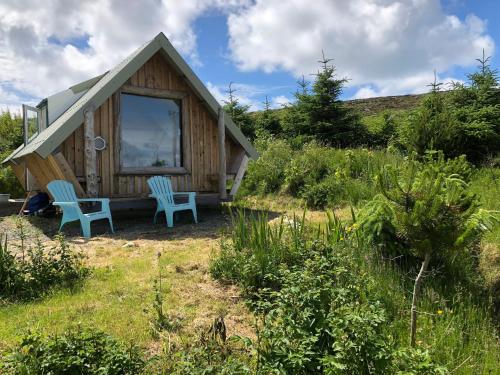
[58,52,243,198]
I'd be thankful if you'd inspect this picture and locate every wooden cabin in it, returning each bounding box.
[2,33,258,207]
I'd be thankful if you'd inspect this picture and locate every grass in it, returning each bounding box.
[469,167,500,297]
[363,254,500,373]
[0,212,253,354]
[0,178,498,372]
[210,211,500,373]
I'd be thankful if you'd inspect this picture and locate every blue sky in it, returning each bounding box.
[192,0,500,106]
[0,0,498,112]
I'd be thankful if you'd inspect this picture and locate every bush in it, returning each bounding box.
[256,245,447,374]
[211,212,448,373]
[256,244,395,374]
[1,326,145,374]
[240,140,293,196]
[0,111,24,198]
[0,167,23,198]
[0,230,90,301]
[284,144,403,208]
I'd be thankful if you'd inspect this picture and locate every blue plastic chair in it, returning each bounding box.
[47,180,114,239]
[147,176,197,227]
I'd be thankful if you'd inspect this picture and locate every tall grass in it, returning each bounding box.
[210,211,500,373]
[210,210,305,293]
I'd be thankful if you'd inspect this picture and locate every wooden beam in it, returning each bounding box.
[230,154,249,197]
[84,105,98,197]
[218,107,227,200]
[50,153,86,197]
[121,85,187,100]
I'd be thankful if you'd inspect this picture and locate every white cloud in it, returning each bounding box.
[0,0,249,103]
[270,95,291,108]
[227,0,494,95]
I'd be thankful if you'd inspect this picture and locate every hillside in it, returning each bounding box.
[344,93,426,116]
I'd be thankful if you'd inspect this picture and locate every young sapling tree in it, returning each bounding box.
[358,152,495,346]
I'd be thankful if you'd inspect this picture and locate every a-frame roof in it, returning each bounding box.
[3,32,258,164]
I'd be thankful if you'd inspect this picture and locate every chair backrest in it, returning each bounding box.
[47,180,81,218]
[47,180,79,202]
[148,176,174,205]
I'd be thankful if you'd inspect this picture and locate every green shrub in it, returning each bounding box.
[255,244,395,374]
[0,111,24,198]
[0,166,23,198]
[284,143,339,196]
[240,140,293,195]
[0,231,90,301]
[255,245,447,374]
[1,326,145,374]
[284,145,403,208]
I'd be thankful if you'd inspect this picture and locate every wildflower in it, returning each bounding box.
[437,309,443,315]
[340,237,344,241]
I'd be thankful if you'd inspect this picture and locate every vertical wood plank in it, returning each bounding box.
[75,125,84,178]
[218,107,226,199]
[84,106,98,197]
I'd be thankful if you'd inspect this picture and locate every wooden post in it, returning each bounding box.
[218,107,227,200]
[84,105,98,197]
[230,154,249,197]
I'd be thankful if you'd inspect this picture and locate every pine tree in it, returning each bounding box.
[223,82,254,140]
[399,72,459,158]
[449,51,500,164]
[282,52,364,147]
[255,96,281,137]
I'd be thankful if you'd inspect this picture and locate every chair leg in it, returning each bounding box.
[153,209,160,224]
[191,206,198,224]
[108,216,115,234]
[81,220,91,239]
[166,211,174,228]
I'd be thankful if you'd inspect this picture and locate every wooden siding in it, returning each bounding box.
[59,52,242,198]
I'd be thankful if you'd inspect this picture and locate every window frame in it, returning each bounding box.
[117,85,189,175]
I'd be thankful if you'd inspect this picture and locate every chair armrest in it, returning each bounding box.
[53,201,79,207]
[173,192,196,203]
[77,198,110,203]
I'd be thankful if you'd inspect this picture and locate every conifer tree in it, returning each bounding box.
[223,82,254,140]
[282,52,364,147]
[255,96,282,137]
[399,73,458,158]
[449,51,500,164]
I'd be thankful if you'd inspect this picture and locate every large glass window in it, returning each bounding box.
[120,93,182,170]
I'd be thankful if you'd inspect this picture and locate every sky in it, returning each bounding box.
[0,0,499,113]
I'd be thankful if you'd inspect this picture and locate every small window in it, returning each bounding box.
[120,93,182,170]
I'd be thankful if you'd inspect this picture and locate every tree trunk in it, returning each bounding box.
[410,252,431,347]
